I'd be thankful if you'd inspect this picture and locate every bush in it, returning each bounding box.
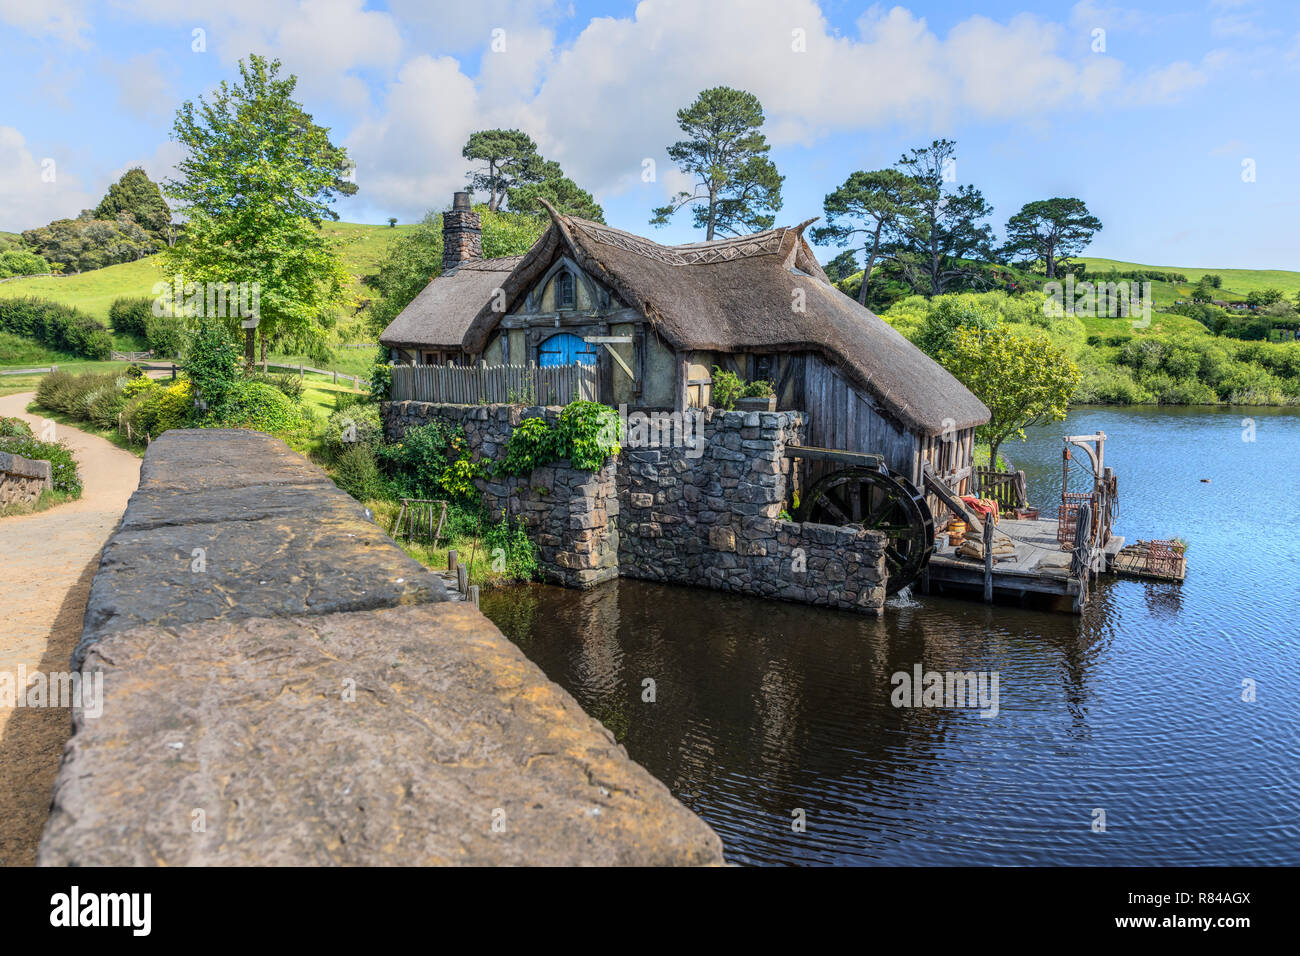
[557,400,621,470]
[483,511,539,581]
[35,370,118,417]
[378,419,467,499]
[710,367,744,410]
[0,416,33,438]
[213,381,306,435]
[125,380,193,438]
[324,403,383,456]
[0,249,50,279]
[0,435,81,497]
[182,324,243,410]
[0,297,112,359]
[332,444,389,502]
[85,377,129,429]
[144,312,184,357]
[499,415,563,476]
[108,296,154,338]
[249,371,305,401]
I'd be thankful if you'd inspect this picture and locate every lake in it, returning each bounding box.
[481,405,1300,865]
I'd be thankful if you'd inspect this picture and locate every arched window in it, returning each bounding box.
[555,271,576,309]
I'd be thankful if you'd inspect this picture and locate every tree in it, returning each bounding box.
[650,87,783,240]
[163,55,356,363]
[387,217,397,228]
[21,213,154,273]
[94,168,172,241]
[890,139,995,296]
[812,168,920,304]
[366,207,547,335]
[822,250,859,283]
[507,160,604,221]
[1002,198,1102,279]
[462,130,545,212]
[940,324,1079,466]
[1246,288,1284,308]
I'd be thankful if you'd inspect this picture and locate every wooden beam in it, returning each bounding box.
[782,445,883,468]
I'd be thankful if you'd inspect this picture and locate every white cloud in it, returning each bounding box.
[106,52,178,122]
[0,126,96,231]
[1129,60,1210,104]
[344,55,482,219]
[0,0,91,46]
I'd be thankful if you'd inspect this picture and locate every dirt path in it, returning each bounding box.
[0,392,141,865]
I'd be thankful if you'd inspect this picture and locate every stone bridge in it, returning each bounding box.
[37,429,723,866]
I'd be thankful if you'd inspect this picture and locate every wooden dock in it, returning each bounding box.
[921,517,1125,611]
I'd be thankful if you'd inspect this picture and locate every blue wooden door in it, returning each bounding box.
[539,332,596,367]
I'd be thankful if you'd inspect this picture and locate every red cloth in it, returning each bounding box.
[961,496,1000,521]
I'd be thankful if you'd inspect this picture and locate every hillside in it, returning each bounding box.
[1076,256,1300,306]
[0,220,419,322]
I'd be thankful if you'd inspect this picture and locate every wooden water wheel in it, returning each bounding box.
[795,466,934,594]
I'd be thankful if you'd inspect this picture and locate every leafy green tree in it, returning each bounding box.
[812,168,920,303]
[21,214,154,273]
[182,322,243,412]
[507,160,604,221]
[387,217,397,228]
[1191,277,1216,303]
[366,207,546,335]
[916,295,1000,358]
[940,324,1079,466]
[94,168,172,241]
[163,55,355,362]
[822,249,859,283]
[1002,198,1102,278]
[463,129,545,212]
[890,139,995,296]
[1246,288,1284,308]
[650,87,783,240]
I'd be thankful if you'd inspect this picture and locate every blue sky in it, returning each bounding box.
[2,0,1297,269]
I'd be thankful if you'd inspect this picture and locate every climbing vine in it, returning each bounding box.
[498,400,621,475]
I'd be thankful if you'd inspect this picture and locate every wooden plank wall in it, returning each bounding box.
[391,363,599,405]
[801,356,918,481]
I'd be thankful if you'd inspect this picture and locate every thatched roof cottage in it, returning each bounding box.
[380,192,989,490]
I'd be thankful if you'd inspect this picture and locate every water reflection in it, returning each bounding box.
[481,406,1300,865]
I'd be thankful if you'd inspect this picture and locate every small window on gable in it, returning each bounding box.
[752,353,775,383]
[555,271,576,310]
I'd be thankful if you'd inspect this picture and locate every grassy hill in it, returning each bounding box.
[1076,256,1300,307]
[0,220,419,322]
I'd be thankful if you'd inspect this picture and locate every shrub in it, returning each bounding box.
[332,444,389,502]
[0,416,33,438]
[325,403,383,456]
[249,370,304,401]
[86,377,129,429]
[213,381,306,435]
[483,511,539,581]
[108,296,154,338]
[144,312,184,357]
[498,415,563,476]
[0,249,50,279]
[378,419,465,499]
[710,367,744,410]
[0,297,112,359]
[35,371,118,417]
[182,324,242,410]
[557,400,621,470]
[126,380,193,437]
[0,435,81,497]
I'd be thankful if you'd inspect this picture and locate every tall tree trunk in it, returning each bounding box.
[858,223,884,306]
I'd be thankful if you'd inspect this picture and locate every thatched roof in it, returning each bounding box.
[379,256,524,349]
[462,203,990,435]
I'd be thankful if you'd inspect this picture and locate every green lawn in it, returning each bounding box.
[1077,256,1300,302]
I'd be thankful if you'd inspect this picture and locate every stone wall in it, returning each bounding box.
[384,401,619,589]
[39,429,724,866]
[383,402,888,615]
[619,409,889,614]
[0,449,52,507]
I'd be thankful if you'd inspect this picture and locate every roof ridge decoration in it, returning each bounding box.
[570,219,789,266]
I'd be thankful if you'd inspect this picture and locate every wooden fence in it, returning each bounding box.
[974,466,1028,510]
[391,362,599,405]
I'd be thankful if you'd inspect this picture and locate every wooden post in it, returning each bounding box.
[456,563,468,595]
[448,549,458,572]
[467,585,480,608]
[983,516,994,603]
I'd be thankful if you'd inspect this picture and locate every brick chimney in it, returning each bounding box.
[442,191,482,272]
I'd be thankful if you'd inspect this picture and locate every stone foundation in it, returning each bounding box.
[383,401,888,614]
